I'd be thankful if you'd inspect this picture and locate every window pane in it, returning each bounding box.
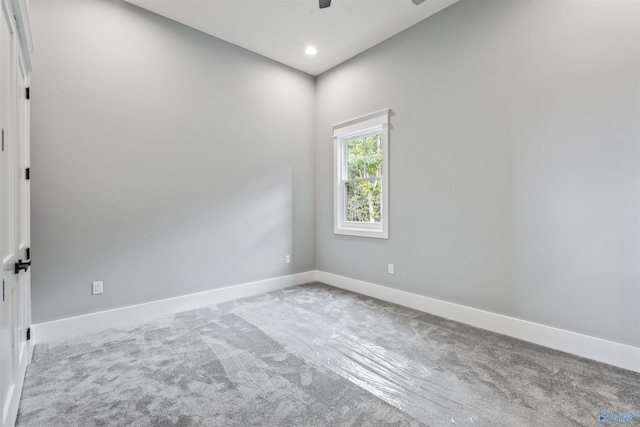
[365,134,382,156]
[346,180,382,223]
[347,138,365,179]
[348,158,365,179]
[366,155,382,178]
[347,138,364,157]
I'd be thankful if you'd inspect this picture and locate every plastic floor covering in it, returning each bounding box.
[16,282,640,426]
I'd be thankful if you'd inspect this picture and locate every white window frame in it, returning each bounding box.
[333,108,389,239]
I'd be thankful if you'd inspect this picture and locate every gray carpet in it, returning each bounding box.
[16,283,640,426]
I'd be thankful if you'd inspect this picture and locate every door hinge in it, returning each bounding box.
[26,87,30,100]
[26,328,31,341]
[25,168,30,180]
[26,247,30,260]
[1,128,4,151]
[2,280,4,302]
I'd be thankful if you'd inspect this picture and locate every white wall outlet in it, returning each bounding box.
[285,255,291,264]
[92,281,103,295]
[388,264,394,274]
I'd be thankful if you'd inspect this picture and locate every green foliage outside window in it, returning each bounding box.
[345,133,382,223]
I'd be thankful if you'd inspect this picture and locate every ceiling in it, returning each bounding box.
[123,0,460,76]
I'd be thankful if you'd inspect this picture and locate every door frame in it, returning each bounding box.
[0,0,32,426]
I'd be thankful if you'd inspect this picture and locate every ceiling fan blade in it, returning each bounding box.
[319,0,331,9]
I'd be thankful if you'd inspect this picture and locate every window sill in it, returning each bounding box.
[334,225,388,239]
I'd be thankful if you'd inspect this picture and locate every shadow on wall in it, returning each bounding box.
[117,166,295,290]
[32,166,294,323]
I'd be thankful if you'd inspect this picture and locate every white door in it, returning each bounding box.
[1,0,31,425]
[15,26,31,386]
[14,27,31,407]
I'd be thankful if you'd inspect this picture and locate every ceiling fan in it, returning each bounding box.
[320,0,425,8]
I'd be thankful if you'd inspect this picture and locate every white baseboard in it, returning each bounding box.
[316,271,640,373]
[31,270,640,373]
[32,271,316,344]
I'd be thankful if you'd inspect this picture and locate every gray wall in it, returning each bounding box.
[315,0,640,346]
[31,0,640,348]
[30,0,316,323]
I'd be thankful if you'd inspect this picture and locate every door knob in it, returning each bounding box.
[14,259,31,274]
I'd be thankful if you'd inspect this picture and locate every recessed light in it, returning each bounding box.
[305,46,317,56]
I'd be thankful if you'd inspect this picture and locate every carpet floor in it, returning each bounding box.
[16,282,640,426]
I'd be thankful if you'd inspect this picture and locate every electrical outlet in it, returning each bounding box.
[92,281,103,295]
[285,255,291,264]
[388,264,394,274]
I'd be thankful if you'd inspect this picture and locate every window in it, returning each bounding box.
[333,109,389,239]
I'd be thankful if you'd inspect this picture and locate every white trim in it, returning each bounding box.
[32,271,316,344]
[316,271,640,373]
[5,338,28,427]
[332,108,389,138]
[30,270,640,373]
[10,0,34,71]
[333,110,390,239]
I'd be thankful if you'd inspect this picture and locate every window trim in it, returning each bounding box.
[333,108,389,239]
